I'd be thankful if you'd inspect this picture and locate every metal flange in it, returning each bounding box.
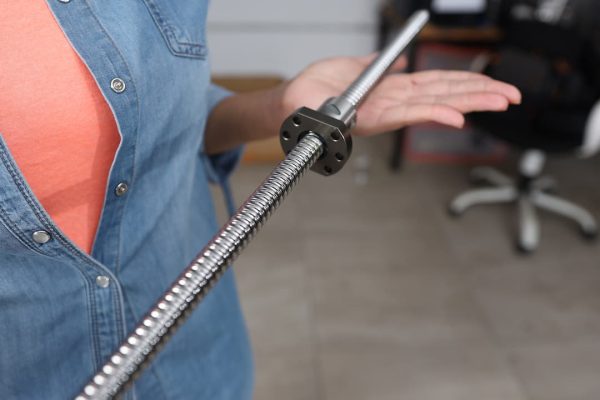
[280,107,353,176]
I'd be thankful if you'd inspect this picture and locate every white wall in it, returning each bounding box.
[207,0,384,78]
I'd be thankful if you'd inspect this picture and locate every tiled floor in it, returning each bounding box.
[215,135,600,400]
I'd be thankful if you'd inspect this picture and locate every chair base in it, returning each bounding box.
[449,151,598,253]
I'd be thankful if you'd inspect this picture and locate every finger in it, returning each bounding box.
[416,78,521,104]
[409,69,494,84]
[375,73,495,97]
[377,103,465,132]
[390,55,408,72]
[411,92,510,113]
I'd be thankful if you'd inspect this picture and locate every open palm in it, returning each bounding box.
[281,55,521,136]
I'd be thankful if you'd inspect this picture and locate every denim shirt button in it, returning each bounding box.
[32,230,51,244]
[57,0,71,3]
[115,182,129,196]
[96,276,111,288]
[110,78,126,93]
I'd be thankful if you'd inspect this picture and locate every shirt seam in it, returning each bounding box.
[140,0,207,59]
[46,0,139,384]
[82,0,142,278]
[0,142,58,256]
[1,137,108,368]
[1,126,124,375]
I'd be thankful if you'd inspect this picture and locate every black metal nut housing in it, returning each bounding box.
[279,107,353,176]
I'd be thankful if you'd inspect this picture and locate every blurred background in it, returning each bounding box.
[209,1,600,399]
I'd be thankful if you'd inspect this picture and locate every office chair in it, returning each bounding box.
[392,0,492,25]
[448,8,600,253]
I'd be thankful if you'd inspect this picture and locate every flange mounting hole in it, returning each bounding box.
[335,152,345,162]
[292,116,302,126]
[282,131,291,140]
[330,132,341,141]
[324,166,333,175]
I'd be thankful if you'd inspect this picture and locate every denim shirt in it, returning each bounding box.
[0,1,253,399]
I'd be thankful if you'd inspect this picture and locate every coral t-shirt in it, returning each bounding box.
[0,2,121,254]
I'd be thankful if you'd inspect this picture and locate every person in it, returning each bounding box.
[0,2,520,399]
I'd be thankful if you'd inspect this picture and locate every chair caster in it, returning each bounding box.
[581,226,599,240]
[447,203,464,217]
[516,241,535,255]
[540,186,559,195]
[468,174,488,186]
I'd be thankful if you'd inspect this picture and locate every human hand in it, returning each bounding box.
[280,54,521,136]
[205,54,521,154]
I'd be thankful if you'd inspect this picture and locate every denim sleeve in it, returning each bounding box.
[203,84,244,185]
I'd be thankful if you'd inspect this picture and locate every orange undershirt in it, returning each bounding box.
[0,2,121,254]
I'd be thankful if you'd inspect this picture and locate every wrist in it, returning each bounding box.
[266,82,292,135]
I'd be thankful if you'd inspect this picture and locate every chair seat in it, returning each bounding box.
[470,106,587,153]
[469,44,597,153]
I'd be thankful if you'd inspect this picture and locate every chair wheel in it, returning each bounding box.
[447,203,463,217]
[581,226,599,240]
[516,241,535,255]
[541,186,558,195]
[468,175,488,186]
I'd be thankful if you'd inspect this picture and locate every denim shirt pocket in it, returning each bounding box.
[141,0,208,59]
